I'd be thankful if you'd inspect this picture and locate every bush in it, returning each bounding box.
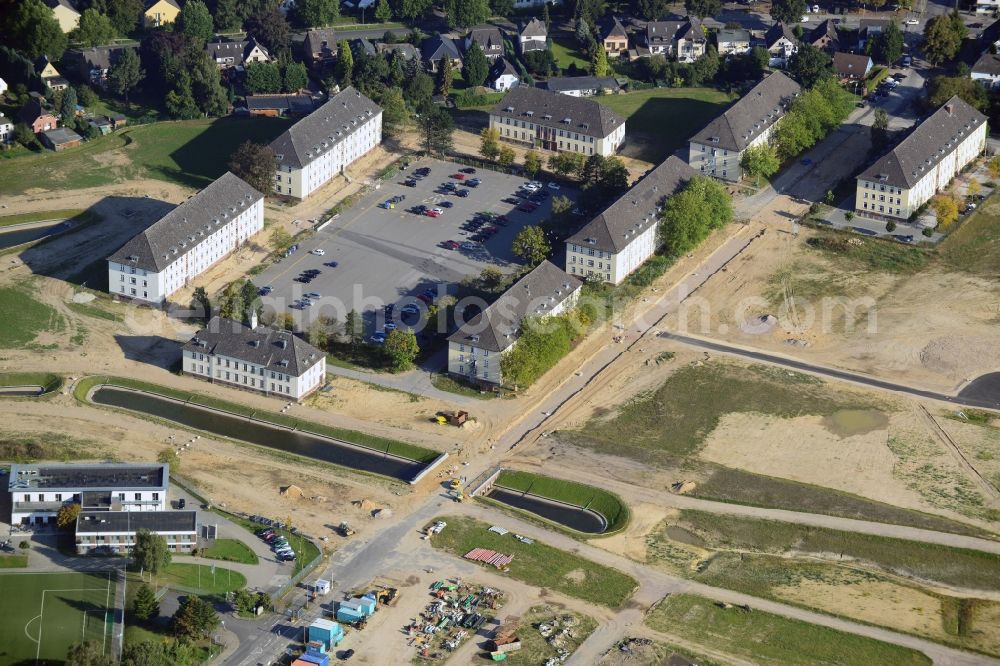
[845,211,855,221]
[453,90,505,109]
[19,540,29,549]
[885,220,896,232]
[499,313,585,388]
[922,227,934,237]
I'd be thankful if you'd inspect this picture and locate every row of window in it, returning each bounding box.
[569,266,612,281]
[191,353,292,383]
[499,117,597,143]
[457,345,490,355]
[569,256,607,269]
[456,356,489,367]
[457,365,491,380]
[862,192,902,205]
[20,492,159,502]
[218,369,292,394]
[860,202,902,215]
[568,245,609,257]
[862,182,902,194]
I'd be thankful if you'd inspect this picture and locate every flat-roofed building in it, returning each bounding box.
[75,510,197,554]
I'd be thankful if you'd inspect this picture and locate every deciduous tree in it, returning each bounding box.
[770,0,806,26]
[512,225,550,266]
[444,0,491,29]
[740,143,780,186]
[157,447,181,474]
[923,13,966,65]
[66,641,113,666]
[229,141,277,195]
[383,329,419,371]
[523,150,541,178]
[132,529,171,575]
[108,47,144,109]
[296,0,340,27]
[336,39,354,86]
[104,0,144,35]
[932,194,958,228]
[178,0,213,43]
[246,6,292,59]
[684,0,721,18]
[171,595,219,640]
[658,176,732,254]
[927,74,988,111]
[871,20,904,65]
[56,502,81,529]
[214,0,241,32]
[479,126,500,160]
[245,61,282,93]
[74,9,118,47]
[787,43,832,87]
[282,60,309,92]
[344,309,363,347]
[5,0,68,60]
[416,102,454,154]
[498,145,515,168]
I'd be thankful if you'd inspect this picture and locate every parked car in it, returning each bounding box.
[311,248,326,256]
[460,167,476,174]
[451,173,465,180]
[457,189,470,198]
[305,292,321,299]
[460,241,479,250]
[404,179,417,187]
[401,303,420,316]
[467,178,481,187]
[259,285,272,296]
[547,182,560,190]
[384,322,398,331]
[440,201,454,208]
[370,332,387,344]
[444,240,460,250]
[178,498,186,509]
[519,202,538,212]
[324,261,339,268]
[425,209,442,218]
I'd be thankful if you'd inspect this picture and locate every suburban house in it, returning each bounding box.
[44,0,81,32]
[76,510,198,555]
[489,86,626,157]
[601,17,630,58]
[144,0,182,28]
[107,172,265,305]
[19,100,58,134]
[519,18,548,53]
[8,462,169,525]
[66,44,140,88]
[717,28,751,56]
[41,127,82,151]
[489,58,520,92]
[537,75,620,97]
[303,29,338,65]
[35,55,69,91]
[350,38,377,59]
[764,22,798,67]
[377,42,420,61]
[688,71,801,182]
[182,316,327,400]
[644,17,706,62]
[807,19,840,53]
[855,96,987,221]
[0,113,12,143]
[833,52,873,80]
[270,87,382,200]
[447,261,582,387]
[422,36,464,72]
[566,155,697,284]
[971,52,1000,88]
[514,0,561,7]
[977,0,1000,13]
[205,38,272,71]
[245,94,316,117]
[857,19,889,50]
[466,25,506,60]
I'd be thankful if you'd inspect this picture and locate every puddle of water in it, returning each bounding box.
[665,525,706,547]
[821,409,889,438]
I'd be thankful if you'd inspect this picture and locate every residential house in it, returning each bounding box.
[89,116,113,135]
[0,113,12,143]
[514,0,561,7]
[833,51,873,80]
[601,17,629,58]
[8,462,169,525]
[537,75,620,97]
[519,18,548,53]
[18,101,58,134]
[971,52,1000,88]
[717,28,751,56]
[422,36,463,72]
[350,38,377,59]
[107,172,265,305]
[75,510,197,555]
[377,42,420,61]
[35,56,69,91]
[976,0,999,13]
[303,29,337,65]
[857,19,889,51]
[807,19,840,53]
[764,22,798,67]
[41,127,82,151]
[644,17,705,63]
[489,86,626,157]
[489,58,520,92]
[182,315,327,400]
[66,44,140,88]
[144,0,182,27]
[0,77,7,96]
[855,96,987,221]
[447,261,582,387]
[269,87,383,200]
[466,25,506,61]
[688,71,801,182]
[245,94,316,117]
[566,155,697,284]
[206,38,272,71]
[43,0,81,32]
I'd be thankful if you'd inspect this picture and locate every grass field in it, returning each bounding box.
[550,35,590,73]
[494,470,630,534]
[199,538,259,565]
[938,198,1000,277]
[0,284,65,349]
[0,371,64,393]
[595,88,736,162]
[0,554,28,567]
[428,516,637,608]
[805,232,930,274]
[219,513,321,576]
[0,117,293,196]
[134,562,246,598]
[646,594,931,666]
[0,571,116,665]
[0,209,85,228]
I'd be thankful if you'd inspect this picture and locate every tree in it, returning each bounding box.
[270,227,293,252]
[392,0,433,20]
[463,42,489,88]
[104,0,143,35]
[872,21,904,65]
[336,39,354,86]
[132,583,159,622]
[66,641,113,666]
[416,103,454,154]
[344,309,363,347]
[59,87,78,128]
[636,0,670,20]
[684,0,721,18]
[740,143,780,186]
[542,3,551,26]
[444,0,491,29]
[308,320,329,350]
[240,280,262,324]
[659,176,732,254]
[770,0,806,25]
[74,9,118,47]
[282,61,309,92]
[7,0,69,60]
[378,86,408,135]
[375,0,393,22]
[14,123,36,148]
[246,6,292,59]
[575,17,593,50]
[498,146,515,168]
[524,150,541,178]
[787,43,832,87]
[437,55,454,96]
[171,595,219,640]
[107,48,144,110]
[479,127,500,160]
[923,13,966,66]
[157,448,181,475]
[56,502,81,529]
[927,75,989,111]
[214,0,241,32]
[871,107,890,151]
[296,0,340,27]
[245,61,282,93]
[686,46,719,85]
[968,179,980,198]
[591,45,609,77]
[885,220,896,232]
[121,641,168,666]
[229,141,277,196]
[189,51,228,116]
[178,0,213,43]
[512,225,551,266]
[133,529,171,574]
[932,194,959,228]
[383,329,419,371]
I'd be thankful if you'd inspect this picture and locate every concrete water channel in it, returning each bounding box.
[0,220,68,250]
[486,487,607,534]
[90,386,430,482]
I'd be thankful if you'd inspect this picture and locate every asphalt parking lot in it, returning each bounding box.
[257,157,578,332]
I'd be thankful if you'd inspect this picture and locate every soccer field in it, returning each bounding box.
[0,571,117,665]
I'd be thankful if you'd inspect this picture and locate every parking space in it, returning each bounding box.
[256,157,578,332]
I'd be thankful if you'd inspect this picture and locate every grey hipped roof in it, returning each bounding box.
[76,510,197,534]
[422,36,463,62]
[490,86,625,139]
[448,261,582,353]
[858,96,987,190]
[67,43,139,72]
[538,75,619,94]
[972,52,1000,75]
[107,172,263,273]
[520,17,547,38]
[467,25,505,52]
[689,71,801,152]
[184,316,325,376]
[646,17,703,46]
[9,463,169,492]
[833,51,871,76]
[205,37,270,66]
[269,87,382,170]
[567,155,697,253]
[377,42,419,60]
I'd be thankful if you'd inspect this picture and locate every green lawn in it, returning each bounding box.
[595,88,736,162]
[550,35,590,73]
[0,554,28,567]
[805,231,930,274]
[938,195,1000,277]
[217,512,321,576]
[0,372,63,392]
[646,594,931,666]
[0,571,116,665]
[494,470,630,534]
[0,209,84,228]
[429,372,494,400]
[199,538,259,565]
[0,117,293,196]
[137,562,246,597]
[428,516,637,608]
[0,284,65,349]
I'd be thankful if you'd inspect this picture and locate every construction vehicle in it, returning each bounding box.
[338,522,355,537]
[434,410,469,426]
[449,479,462,490]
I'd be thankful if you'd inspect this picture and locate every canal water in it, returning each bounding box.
[0,386,46,397]
[487,487,607,534]
[91,387,426,481]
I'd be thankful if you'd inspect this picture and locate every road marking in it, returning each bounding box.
[24,614,41,644]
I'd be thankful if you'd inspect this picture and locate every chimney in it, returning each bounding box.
[945,103,954,116]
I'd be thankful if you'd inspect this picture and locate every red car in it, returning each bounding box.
[444,240,460,250]
[451,173,465,180]
[425,209,441,218]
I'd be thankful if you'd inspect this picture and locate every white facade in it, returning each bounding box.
[0,77,7,95]
[566,224,656,284]
[182,347,325,400]
[769,37,797,67]
[975,0,998,13]
[689,129,771,183]
[520,34,547,51]
[492,73,519,91]
[108,197,263,305]
[490,114,625,157]
[75,512,197,554]
[0,114,12,143]
[513,0,561,6]
[972,70,1000,88]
